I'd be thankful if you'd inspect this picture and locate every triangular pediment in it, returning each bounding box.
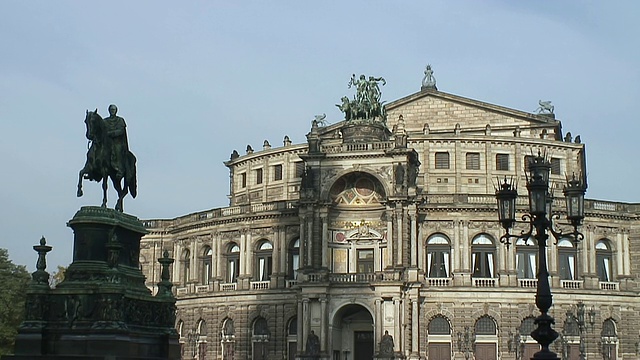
[385,89,561,139]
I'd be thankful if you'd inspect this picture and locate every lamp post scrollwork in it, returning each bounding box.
[495,152,587,360]
[457,326,475,360]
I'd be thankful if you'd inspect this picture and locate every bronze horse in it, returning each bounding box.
[77,110,137,212]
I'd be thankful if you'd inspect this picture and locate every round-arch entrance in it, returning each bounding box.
[330,304,374,360]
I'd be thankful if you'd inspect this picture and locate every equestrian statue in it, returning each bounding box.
[77,104,137,212]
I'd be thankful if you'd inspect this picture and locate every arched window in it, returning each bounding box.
[475,315,497,335]
[602,318,617,337]
[428,316,451,335]
[255,241,273,282]
[226,243,240,283]
[287,317,297,360]
[516,237,537,279]
[601,318,618,359]
[252,317,269,360]
[426,234,451,278]
[557,238,576,280]
[221,318,235,360]
[201,246,212,285]
[596,240,613,282]
[288,238,300,280]
[177,319,184,338]
[520,317,536,337]
[472,234,496,278]
[196,319,208,359]
[181,249,191,285]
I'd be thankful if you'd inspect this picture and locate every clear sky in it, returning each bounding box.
[1,1,638,271]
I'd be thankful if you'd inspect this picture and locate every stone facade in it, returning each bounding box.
[140,85,640,360]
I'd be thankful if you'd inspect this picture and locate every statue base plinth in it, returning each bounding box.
[341,120,389,143]
[3,207,180,360]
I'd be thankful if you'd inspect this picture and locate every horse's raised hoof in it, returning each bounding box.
[77,189,83,197]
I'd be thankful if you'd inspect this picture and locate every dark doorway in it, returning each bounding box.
[354,331,373,360]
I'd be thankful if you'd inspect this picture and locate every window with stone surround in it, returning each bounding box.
[596,239,613,282]
[472,234,496,278]
[551,158,561,175]
[558,238,576,280]
[426,234,451,278]
[428,315,451,335]
[226,243,240,283]
[255,168,263,185]
[516,237,537,279]
[288,238,300,280]
[201,246,212,285]
[255,240,273,281]
[496,154,509,171]
[273,164,283,181]
[466,152,480,170]
[435,152,450,169]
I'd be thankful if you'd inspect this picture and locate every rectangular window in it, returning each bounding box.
[255,168,263,184]
[466,152,480,170]
[524,155,534,173]
[273,164,283,181]
[357,249,374,273]
[295,162,305,178]
[496,154,509,171]
[435,152,450,169]
[240,173,247,188]
[551,158,561,175]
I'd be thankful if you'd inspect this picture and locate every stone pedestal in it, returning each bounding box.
[4,207,180,360]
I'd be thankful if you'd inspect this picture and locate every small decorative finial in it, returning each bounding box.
[32,236,53,287]
[263,140,271,150]
[157,250,175,298]
[246,145,253,154]
[421,64,437,90]
[283,135,291,146]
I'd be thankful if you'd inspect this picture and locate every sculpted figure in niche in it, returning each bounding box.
[380,330,394,355]
[306,330,320,356]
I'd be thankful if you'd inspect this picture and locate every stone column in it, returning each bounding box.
[173,241,182,284]
[386,208,394,268]
[272,226,281,288]
[395,207,403,266]
[320,208,329,269]
[320,297,327,352]
[302,299,310,352]
[299,213,307,269]
[393,297,401,353]
[411,298,419,354]
[375,299,382,352]
[409,206,418,267]
[616,232,624,277]
[622,231,630,275]
[297,300,304,353]
[307,217,314,268]
[216,234,224,285]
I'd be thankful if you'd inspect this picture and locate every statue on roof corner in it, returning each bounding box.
[77,104,137,212]
[421,64,437,90]
[536,100,554,114]
[336,74,387,122]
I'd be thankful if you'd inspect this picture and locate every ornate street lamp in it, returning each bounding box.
[457,326,475,360]
[495,152,587,360]
[508,328,526,360]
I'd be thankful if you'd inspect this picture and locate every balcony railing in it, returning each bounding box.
[426,277,451,287]
[195,284,211,293]
[286,280,298,288]
[176,287,189,295]
[329,273,378,283]
[250,281,270,290]
[518,279,538,288]
[560,280,583,289]
[599,281,619,291]
[473,278,497,287]
[220,282,237,291]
